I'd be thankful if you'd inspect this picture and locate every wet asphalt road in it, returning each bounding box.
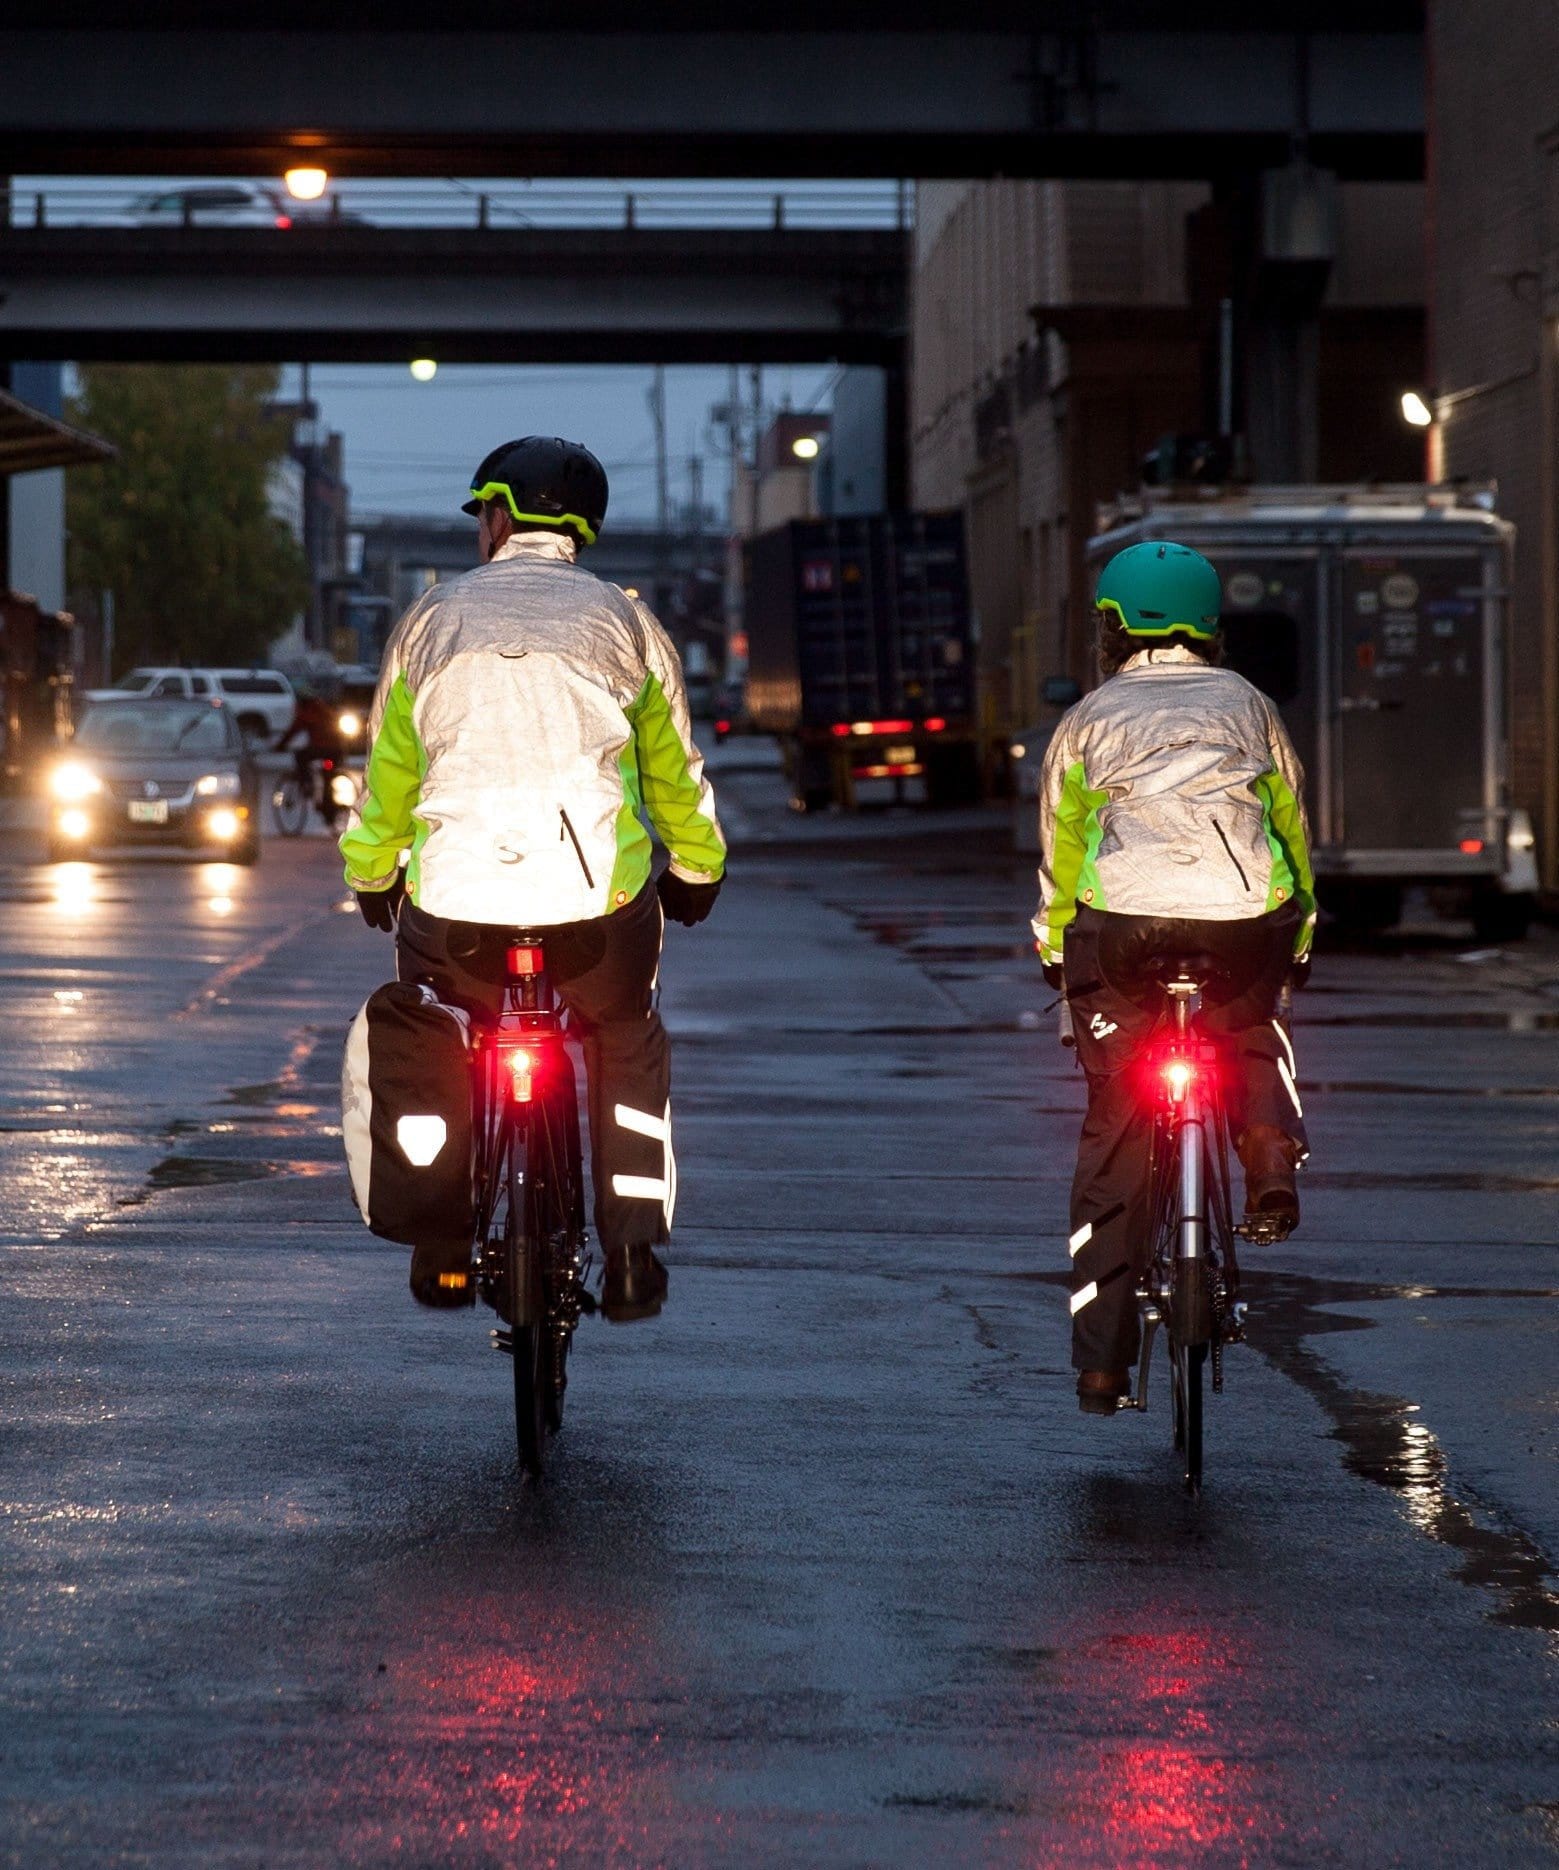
[0,755,1556,1868]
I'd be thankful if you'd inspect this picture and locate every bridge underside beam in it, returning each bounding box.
[0,229,907,367]
[0,29,1423,181]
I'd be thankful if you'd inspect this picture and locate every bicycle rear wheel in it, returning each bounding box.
[506,1130,551,1479]
[1170,1339,1205,1493]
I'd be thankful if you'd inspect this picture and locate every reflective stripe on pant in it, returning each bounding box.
[1062,903,1307,1371]
[396,882,673,1252]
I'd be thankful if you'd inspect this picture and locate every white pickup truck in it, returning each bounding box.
[86,667,297,747]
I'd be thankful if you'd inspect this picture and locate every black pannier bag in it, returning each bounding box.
[341,982,475,1246]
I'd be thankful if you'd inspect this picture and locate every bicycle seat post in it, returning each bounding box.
[1164,976,1201,1037]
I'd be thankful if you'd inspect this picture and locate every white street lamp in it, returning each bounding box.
[1400,390,1435,428]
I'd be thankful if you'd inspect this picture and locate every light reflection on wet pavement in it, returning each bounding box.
[0,799,1555,1865]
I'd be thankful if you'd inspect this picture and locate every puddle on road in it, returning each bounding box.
[1307,1080,1559,1101]
[1306,1169,1559,1195]
[1302,1009,1559,1031]
[1248,1270,1559,1633]
[146,1154,338,1191]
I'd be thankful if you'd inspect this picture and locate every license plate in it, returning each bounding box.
[128,799,169,825]
[884,745,917,765]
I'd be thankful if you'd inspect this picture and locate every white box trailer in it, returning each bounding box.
[1087,485,1538,940]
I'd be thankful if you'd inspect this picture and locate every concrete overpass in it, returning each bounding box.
[0,4,1423,182]
[0,225,908,365]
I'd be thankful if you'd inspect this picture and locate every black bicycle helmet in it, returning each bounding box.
[461,436,609,546]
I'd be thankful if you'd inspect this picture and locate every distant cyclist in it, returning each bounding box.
[340,437,726,1321]
[1034,542,1314,1415]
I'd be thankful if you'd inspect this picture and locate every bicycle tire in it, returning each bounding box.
[1170,1341,1206,1495]
[529,1081,583,1439]
[507,1126,550,1479]
[271,777,308,837]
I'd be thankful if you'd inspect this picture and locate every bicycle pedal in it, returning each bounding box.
[490,1328,513,1355]
[1236,1214,1293,1246]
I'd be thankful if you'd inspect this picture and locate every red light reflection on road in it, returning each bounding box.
[1051,1626,1284,1862]
[350,1584,672,1857]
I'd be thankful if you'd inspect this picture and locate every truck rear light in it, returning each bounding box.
[854,761,924,780]
[836,719,914,738]
[1459,838,1484,855]
[924,717,946,732]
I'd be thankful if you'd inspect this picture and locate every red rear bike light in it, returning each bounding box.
[924,716,946,732]
[1459,837,1484,855]
[507,1045,539,1103]
[506,944,544,978]
[1163,1058,1195,1101]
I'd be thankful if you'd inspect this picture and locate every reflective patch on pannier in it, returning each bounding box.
[341,982,475,1246]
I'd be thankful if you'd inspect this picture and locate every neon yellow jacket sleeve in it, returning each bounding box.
[339,671,425,891]
[1258,699,1317,956]
[629,604,727,881]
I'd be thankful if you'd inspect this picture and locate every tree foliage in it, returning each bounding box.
[66,365,309,672]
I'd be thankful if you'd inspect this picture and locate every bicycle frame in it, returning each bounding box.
[1125,976,1244,1422]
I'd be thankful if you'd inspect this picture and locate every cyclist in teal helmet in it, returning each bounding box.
[1033,540,1315,1415]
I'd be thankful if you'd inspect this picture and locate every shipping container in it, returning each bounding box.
[1087,485,1535,940]
[745,513,979,809]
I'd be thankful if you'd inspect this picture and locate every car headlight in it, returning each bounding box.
[195,772,242,798]
[50,762,102,803]
[337,710,363,738]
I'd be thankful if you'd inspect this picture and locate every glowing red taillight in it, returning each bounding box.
[1459,837,1484,855]
[924,716,946,732]
[1163,1058,1195,1101]
[506,944,544,978]
[507,1046,539,1103]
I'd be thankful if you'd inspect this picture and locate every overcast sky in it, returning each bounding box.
[276,361,837,526]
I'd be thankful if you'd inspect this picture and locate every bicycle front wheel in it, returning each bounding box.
[271,776,308,837]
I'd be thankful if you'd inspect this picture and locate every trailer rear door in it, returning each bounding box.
[1334,551,1491,851]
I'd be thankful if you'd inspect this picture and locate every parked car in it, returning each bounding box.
[46,698,261,864]
[87,667,297,747]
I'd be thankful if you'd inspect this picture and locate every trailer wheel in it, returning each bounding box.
[1470,892,1532,944]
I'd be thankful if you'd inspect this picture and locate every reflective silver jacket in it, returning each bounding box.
[340,533,725,926]
[1033,645,1315,963]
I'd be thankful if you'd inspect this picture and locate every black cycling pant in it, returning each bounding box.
[1062,904,1306,1371]
[396,883,672,1255]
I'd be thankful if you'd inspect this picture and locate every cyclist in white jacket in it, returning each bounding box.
[1035,541,1314,1414]
[342,437,725,1320]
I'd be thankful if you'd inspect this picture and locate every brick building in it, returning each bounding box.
[1429,2,1559,885]
[910,177,1425,771]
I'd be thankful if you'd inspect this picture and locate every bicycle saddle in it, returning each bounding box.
[1143,951,1235,992]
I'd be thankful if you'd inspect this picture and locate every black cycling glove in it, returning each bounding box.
[1042,960,1066,993]
[355,874,406,932]
[657,868,722,928]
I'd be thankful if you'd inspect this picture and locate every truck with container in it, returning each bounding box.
[744,513,979,811]
[1085,484,1536,940]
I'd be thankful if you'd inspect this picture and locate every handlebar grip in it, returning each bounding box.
[1058,1000,1076,1050]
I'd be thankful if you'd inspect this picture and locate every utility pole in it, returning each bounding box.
[648,365,669,618]
[748,364,763,537]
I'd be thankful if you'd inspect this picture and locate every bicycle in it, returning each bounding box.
[1112,957,1276,1495]
[468,935,593,1478]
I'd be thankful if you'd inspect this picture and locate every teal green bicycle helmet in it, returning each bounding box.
[1095,540,1222,640]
